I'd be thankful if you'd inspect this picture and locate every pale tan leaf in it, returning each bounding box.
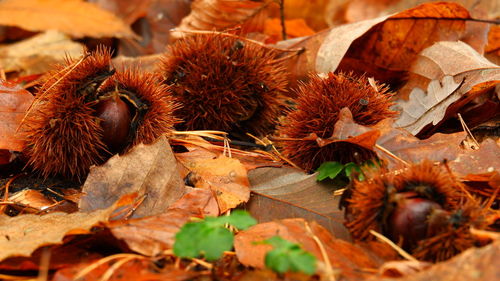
[0,0,136,38]
[394,76,462,135]
[0,30,83,75]
[79,137,186,218]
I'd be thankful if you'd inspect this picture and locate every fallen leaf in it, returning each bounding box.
[171,0,271,40]
[269,0,334,30]
[246,166,351,240]
[289,2,486,85]
[108,188,218,256]
[180,154,250,213]
[263,18,316,43]
[8,189,54,212]
[396,41,500,136]
[0,80,33,152]
[394,76,463,135]
[234,218,398,280]
[0,30,83,75]
[0,0,136,38]
[79,137,186,218]
[0,206,114,262]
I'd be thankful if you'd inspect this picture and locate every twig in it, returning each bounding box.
[279,0,287,40]
[457,113,480,149]
[369,230,418,262]
[374,144,410,166]
[74,253,146,280]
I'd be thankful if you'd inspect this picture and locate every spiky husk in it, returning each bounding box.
[99,69,179,150]
[23,48,113,180]
[413,199,489,262]
[345,161,465,241]
[277,72,396,171]
[159,33,288,135]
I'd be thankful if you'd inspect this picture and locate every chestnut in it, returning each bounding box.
[94,94,132,153]
[387,192,443,250]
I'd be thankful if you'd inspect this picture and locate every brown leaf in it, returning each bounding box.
[171,0,270,40]
[108,188,218,256]
[8,189,54,212]
[0,206,114,262]
[0,0,136,38]
[246,166,351,240]
[234,218,398,280]
[79,137,186,218]
[189,155,250,213]
[290,2,485,85]
[0,30,83,75]
[0,80,33,152]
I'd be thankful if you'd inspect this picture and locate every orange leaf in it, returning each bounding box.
[0,0,136,38]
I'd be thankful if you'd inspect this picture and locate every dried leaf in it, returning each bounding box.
[108,188,218,256]
[79,137,186,218]
[171,0,271,40]
[0,0,136,38]
[378,260,432,278]
[0,206,114,262]
[246,166,351,240]
[290,2,484,84]
[394,76,462,135]
[374,239,500,281]
[8,189,54,212]
[0,80,33,152]
[234,218,398,280]
[0,30,83,75]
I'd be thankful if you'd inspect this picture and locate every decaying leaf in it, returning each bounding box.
[107,188,218,256]
[0,30,83,75]
[179,153,250,213]
[171,0,271,40]
[0,205,114,262]
[0,0,136,38]
[234,218,398,280]
[0,80,33,152]
[246,166,351,240]
[79,137,186,218]
[394,76,462,135]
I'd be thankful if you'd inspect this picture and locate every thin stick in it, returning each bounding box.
[279,0,287,40]
[369,230,418,262]
[374,144,410,166]
[37,248,51,281]
[100,257,136,281]
[0,67,6,80]
[305,222,336,281]
[457,113,480,149]
[74,254,146,280]
[0,174,23,213]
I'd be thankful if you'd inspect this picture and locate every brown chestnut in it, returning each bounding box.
[387,192,443,250]
[94,94,132,153]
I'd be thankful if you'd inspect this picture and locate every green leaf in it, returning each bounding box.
[316,161,344,181]
[344,162,362,180]
[226,210,258,230]
[173,211,257,261]
[262,236,317,275]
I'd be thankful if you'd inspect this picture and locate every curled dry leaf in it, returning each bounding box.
[247,166,351,239]
[396,41,500,136]
[234,218,398,280]
[171,0,271,40]
[79,137,186,218]
[0,80,33,152]
[0,30,83,75]
[289,2,485,85]
[107,188,218,256]
[378,260,432,278]
[185,154,250,213]
[394,75,462,135]
[0,0,136,38]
